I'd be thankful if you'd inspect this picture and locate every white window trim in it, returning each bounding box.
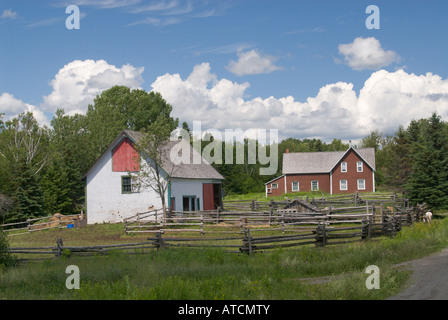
[358,179,366,190]
[311,181,319,192]
[340,180,348,191]
[357,161,364,172]
[292,181,299,192]
[271,183,279,189]
[341,162,347,173]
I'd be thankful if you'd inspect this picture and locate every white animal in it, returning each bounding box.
[423,211,433,224]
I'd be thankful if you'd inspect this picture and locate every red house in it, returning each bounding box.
[265,147,376,197]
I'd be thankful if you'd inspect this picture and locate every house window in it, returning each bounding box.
[311,181,319,192]
[340,180,348,191]
[341,162,347,172]
[292,181,299,192]
[267,188,272,194]
[358,179,366,190]
[357,161,364,172]
[272,183,279,189]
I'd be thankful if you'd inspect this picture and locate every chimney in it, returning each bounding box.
[286,149,290,154]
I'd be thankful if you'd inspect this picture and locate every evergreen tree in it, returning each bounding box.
[8,161,45,222]
[406,113,448,209]
[41,160,73,215]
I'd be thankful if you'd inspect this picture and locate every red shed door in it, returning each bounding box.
[203,183,215,211]
[203,183,222,211]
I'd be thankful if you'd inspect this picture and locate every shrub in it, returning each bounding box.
[0,228,15,271]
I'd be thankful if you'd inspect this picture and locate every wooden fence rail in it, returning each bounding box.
[2,213,86,236]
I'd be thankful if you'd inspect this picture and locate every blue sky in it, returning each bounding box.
[1,0,448,142]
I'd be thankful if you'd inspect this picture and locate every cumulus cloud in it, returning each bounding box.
[152,63,448,141]
[5,59,448,142]
[42,59,144,115]
[0,93,50,126]
[338,37,400,71]
[357,69,448,133]
[226,49,282,76]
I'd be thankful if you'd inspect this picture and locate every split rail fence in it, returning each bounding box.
[8,195,430,261]
[1,213,87,236]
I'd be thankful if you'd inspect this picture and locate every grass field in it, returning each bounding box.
[2,216,448,300]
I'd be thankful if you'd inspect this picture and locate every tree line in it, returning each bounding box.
[0,85,447,223]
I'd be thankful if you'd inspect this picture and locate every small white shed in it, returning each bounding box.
[83,130,224,224]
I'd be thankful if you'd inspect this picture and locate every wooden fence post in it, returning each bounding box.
[56,238,63,257]
[200,215,204,236]
[155,232,164,250]
[242,228,253,255]
[315,224,327,247]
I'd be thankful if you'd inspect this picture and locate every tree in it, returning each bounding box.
[0,227,15,270]
[0,194,12,224]
[130,117,177,223]
[405,113,448,209]
[0,113,48,222]
[8,161,46,222]
[41,160,73,215]
[0,113,49,179]
[86,86,178,162]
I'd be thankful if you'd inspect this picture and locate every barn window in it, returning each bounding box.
[272,183,279,189]
[121,176,139,194]
[122,176,132,194]
[340,180,348,191]
[341,162,347,172]
[358,179,366,190]
[357,161,364,172]
[292,181,299,192]
[311,181,319,192]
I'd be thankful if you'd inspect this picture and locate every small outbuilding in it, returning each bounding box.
[83,130,224,224]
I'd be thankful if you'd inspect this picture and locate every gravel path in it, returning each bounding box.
[388,247,448,300]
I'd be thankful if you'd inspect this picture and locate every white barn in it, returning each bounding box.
[83,130,224,224]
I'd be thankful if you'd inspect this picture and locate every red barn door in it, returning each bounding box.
[203,183,215,211]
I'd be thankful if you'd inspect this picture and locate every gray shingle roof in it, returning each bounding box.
[124,130,224,180]
[282,148,375,174]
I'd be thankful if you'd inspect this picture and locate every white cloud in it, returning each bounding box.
[226,49,282,76]
[5,59,448,142]
[0,93,50,126]
[152,63,448,141]
[42,59,144,115]
[357,69,448,133]
[1,9,17,19]
[338,37,400,71]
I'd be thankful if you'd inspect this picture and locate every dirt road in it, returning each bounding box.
[388,247,448,300]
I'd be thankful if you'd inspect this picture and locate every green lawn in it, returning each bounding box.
[2,217,448,300]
